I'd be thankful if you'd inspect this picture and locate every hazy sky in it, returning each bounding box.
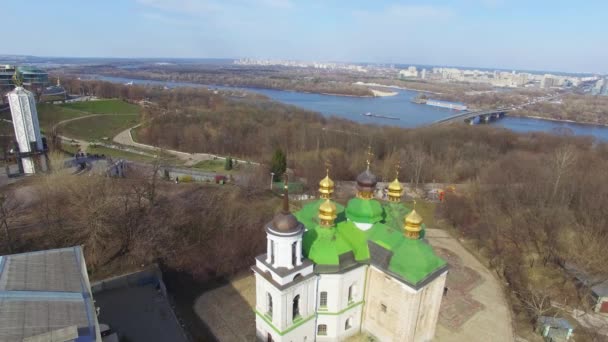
[5,0,608,73]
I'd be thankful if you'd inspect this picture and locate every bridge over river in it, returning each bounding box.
[429,108,512,126]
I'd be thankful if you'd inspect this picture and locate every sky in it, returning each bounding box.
[4,0,608,73]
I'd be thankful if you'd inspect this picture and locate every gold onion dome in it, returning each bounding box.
[404,209,423,239]
[319,170,334,199]
[388,178,403,202]
[318,199,337,226]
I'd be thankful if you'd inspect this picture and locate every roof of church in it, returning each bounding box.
[296,198,447,288]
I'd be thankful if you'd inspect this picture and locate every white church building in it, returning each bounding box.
[253,163,448,342]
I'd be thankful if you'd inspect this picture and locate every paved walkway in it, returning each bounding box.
[114,125,257,166]
[426,228,515,342]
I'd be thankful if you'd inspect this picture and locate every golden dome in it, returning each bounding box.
[404,209,423,239]
[387,177,403,202]
[318,199,337,226]
[319,170,334,199]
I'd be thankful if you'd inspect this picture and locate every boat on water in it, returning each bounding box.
[362,112,400,120]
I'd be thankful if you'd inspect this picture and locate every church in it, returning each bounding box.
[252,156,448,342]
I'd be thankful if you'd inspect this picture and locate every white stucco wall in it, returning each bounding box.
[254,270,317,340]
[362,266,447,342]
[266,232,303,270]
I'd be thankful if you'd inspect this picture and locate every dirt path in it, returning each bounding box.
[426,228,515,342]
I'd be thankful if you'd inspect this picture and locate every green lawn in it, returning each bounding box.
[61,99,139,115]
[192,159,231,172]
[60,114,139,141]
[37,103,89,133]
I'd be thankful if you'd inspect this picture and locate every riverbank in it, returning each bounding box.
[370,89,398,97]
[354,81,442,95]
[89,73,376,98]
[511,114,608,128]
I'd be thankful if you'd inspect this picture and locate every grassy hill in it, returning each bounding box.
[37,99,141,138]
[61,100,139,115]
[60,114,139,141]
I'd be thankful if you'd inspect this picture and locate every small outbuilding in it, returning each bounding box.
[591,281,608,314]
[536,316,574,341]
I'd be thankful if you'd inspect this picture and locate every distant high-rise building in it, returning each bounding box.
[421,68,427,79]
[540,75,555,89]
[399,66,418,78]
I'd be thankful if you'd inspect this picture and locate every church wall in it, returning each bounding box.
[362,266,422,342]
[315,265,367,340]
[256,315,316,342]
[254,271,317,335]
[413,271,447,341]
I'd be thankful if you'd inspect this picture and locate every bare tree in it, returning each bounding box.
[0,194,19,253]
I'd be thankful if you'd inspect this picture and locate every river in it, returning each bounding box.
[92,75,608,141]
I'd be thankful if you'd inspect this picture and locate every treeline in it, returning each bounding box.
[0,164,275,279]
[134,83,603,190]
[513,94,608,125]
[60,65,375,97]
[441,141,608,338]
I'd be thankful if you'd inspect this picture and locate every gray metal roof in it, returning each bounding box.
[0,247,99,342]
[538,316,574,330]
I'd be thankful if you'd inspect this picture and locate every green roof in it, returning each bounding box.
[345,197,383,224]
[297,197,445,286]
[303,226,352,265]
[388,239,447,284]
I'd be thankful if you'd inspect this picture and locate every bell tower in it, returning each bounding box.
[252,174,317,342]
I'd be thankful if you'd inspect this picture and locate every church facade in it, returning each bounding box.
[253,161,448,342]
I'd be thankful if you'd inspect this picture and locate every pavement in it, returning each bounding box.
[426,228,515,342]
[114,125,257,166]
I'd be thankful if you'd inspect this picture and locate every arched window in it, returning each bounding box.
[317,324,327,336]
[345,317,352,330]
[348,283,357,303]
[292,294,300,320]
[291,241,297,266]
[267,293,273,318]
[270,241,275,264]
[319,291,328,308]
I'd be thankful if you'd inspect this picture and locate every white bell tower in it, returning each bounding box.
[252,176,317,342]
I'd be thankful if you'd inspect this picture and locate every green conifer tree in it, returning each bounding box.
[224,156,233,171]
[270,148,286,181]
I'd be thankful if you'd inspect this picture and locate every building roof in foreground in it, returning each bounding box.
[298,198,447,289]
[0,246,98,342]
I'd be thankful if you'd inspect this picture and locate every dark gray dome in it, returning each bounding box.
[267,211,303,235]
[356,169,377,192]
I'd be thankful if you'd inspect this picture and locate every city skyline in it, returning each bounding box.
[3,0,608,73]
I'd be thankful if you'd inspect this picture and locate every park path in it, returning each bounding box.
[53,113,136,152]
[113,125,258,166]
[425,228,515,342]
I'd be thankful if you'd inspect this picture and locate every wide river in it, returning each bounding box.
[94,75,608,141]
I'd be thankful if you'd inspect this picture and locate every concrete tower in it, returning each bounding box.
[7,86,45,174]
